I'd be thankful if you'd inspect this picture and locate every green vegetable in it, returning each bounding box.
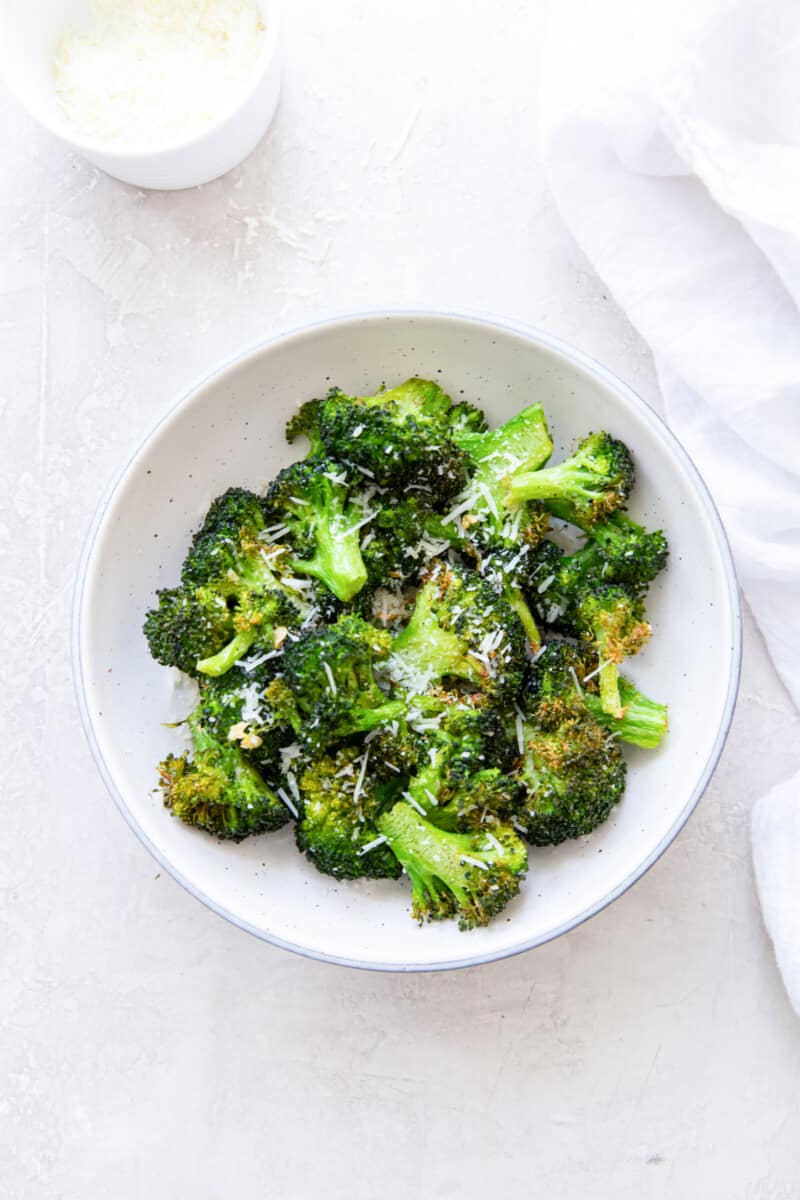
[514,642,627,844]
[377,801,527,929]
[508,431,634,527]
[158,706,289,841]
[389,561,527,703]
[263,458,370,603]
[584,677,668,749]
[288,377,469,499]
[143,376,670,932]
[281,613,405,753]
[294,745,403,881]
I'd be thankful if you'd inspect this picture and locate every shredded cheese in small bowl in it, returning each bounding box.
[54,0,267,149]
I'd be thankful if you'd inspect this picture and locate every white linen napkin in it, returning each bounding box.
[540,0,800,1010]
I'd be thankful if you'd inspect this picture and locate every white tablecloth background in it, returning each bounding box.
[2,2,799,1195]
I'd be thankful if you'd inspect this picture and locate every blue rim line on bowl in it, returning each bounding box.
[71,309,743,972]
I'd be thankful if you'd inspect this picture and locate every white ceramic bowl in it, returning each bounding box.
[0,0,281,190]
[73,312,742,971]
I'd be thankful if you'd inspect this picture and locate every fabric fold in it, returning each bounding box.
[541,0,800,1011]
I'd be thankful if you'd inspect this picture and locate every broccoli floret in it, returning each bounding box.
[195,588,300,678]
[583,676,668,748]
[263,458,370,603]
[450,400,553,478]
[448,403,553,543]
[280,613,406,752]
[527,542,653,716]
[388,561,527,703]
[441,403,554,644]
[300,378,469,498]
[514,720,626,845]
[144,488,308,678]
[508,431,634,527]
[528,513,667,601]
[367,722,421,781]
[143,584,235,677]
[528,525,663,621]
[158,707,289,840]
[450,403,556,544]
[362,496,461,589]
[294,745,403,880]
[402,700,519,827]
[377,801,527,929]
[573,585,651,719]
[195,663,300,777]
[181,488,272,588]
[433,771,521,831]
[446,399,489,437]
[582,512,669,590]
[285,398,326,457]
[412,762,521,832]
[528,539,596,630]
[513,642,627,845]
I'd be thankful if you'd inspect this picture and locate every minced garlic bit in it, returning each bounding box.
[227,721,248,742]
[240,730,263,750]
[54,0,266,148]
[273,625,289,650]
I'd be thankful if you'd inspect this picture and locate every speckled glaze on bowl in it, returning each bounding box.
[72,311,742,971]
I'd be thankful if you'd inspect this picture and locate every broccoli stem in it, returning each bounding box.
[454,403,553,470]
[392,600,484,688]
[584,679,668,748]
[597,657,623,719]
[350,699,408,734]
[507,462,592,504]
[503,584,541,650]
[377,802,474,917]
[406,759,442,817]
[196,628,258,677]
[290,525,368,603]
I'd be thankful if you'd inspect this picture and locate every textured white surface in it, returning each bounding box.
[2,1,799,1196]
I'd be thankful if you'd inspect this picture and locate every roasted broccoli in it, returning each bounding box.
[580,511,669,589]
[572,585,651,719]
[377,801,527,929]
[361,496,460,590]
[514,642,627,844]
[145,376,671,931]
[440,403,555,645]
[449,400,554,482]
[285,397,326,457]
[528,541,652,718]
[263,459,371,603]
[143,584,236,677]
[401,700,519,827]
[388,561,527,702]
[294,745,403,880]
[508,431,634,527]
[583,676,668,748]
[446,398,490,438]
[288,378,469,498]
[280,613,406,752]
[527,512,667,602]
[193,663,299,777]
[158,706,290,840]
[143,487,306,677]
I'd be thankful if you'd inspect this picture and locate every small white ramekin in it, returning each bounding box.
[0,0,281,190]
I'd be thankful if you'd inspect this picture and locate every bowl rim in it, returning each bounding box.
[71,308,743,972]
[3,0,281,161]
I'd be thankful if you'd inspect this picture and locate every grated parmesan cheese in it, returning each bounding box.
[54,0,266,148]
